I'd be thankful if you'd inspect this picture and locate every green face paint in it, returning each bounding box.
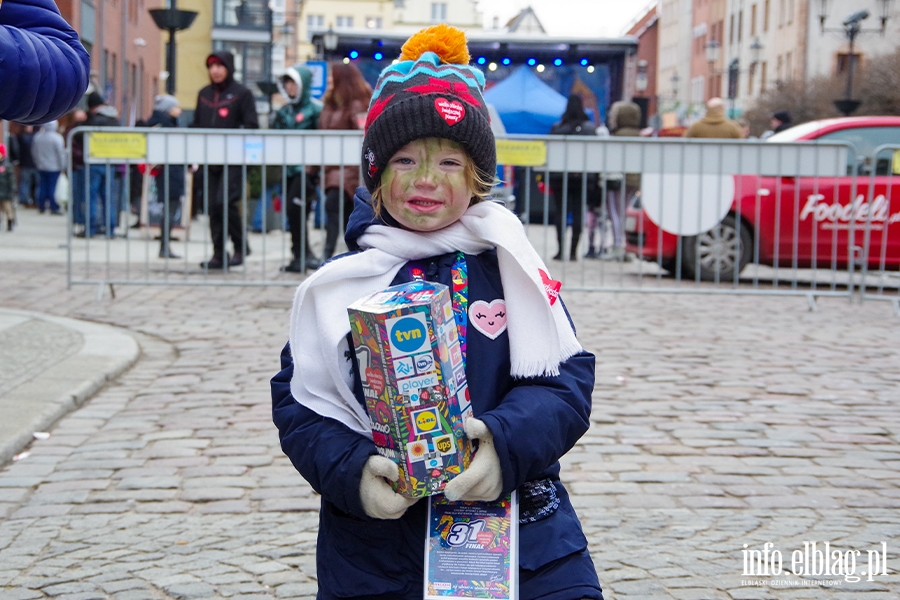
[381,138,473,232]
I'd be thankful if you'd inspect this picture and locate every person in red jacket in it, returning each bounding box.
[191,51,259,269]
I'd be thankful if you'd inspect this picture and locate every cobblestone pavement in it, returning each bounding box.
[1,254,899,599]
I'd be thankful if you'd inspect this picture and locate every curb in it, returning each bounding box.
[0,309,141,466]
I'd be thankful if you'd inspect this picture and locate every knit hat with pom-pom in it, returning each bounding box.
[361,24,496,192]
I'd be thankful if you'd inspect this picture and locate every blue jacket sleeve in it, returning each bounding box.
[0,0,91,124]
[271,343,378,519]
[477,301,595,494]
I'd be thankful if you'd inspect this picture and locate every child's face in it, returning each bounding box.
[381,138,473,232]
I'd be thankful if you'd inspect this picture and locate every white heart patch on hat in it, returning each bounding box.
[469,299,507,340]
[435,98,465,125]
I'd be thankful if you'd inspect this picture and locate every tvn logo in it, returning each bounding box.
[387,313,429,358]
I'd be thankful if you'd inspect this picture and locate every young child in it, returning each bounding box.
[0,143,16,231]
[272,25,603,600]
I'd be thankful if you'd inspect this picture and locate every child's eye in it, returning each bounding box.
[392,157,414,165]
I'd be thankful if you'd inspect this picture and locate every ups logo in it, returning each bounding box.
[434,435,454,455]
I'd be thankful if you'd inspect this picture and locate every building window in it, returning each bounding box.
[748,63,756,95]
[785,51,792,80]
[336,15,354,28]
[213,40,270,88]
[431,2,447,23]
[787,0,793,24]
[764,0,770,31]
[751,4,757,35]
[836,52,861,75]
[778,0,784,28]
[729,14,734,44]
[366,17,383,29]
[760,61,767,92]
[738,10,743,42]
[307,14,324,41]
[776,54,782,82]
[214,0,270,28]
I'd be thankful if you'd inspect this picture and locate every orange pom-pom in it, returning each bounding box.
[399,24,470,65]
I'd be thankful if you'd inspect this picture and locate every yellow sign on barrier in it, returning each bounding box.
[894,150,900,175]
[89,132,147,160]
[495,140,547,167]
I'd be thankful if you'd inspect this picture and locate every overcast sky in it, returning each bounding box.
[476,0,652,38]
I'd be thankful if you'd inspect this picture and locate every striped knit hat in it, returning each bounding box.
[361,25,496,192]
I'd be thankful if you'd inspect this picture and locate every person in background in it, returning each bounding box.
[11,126,39,207]
[271,64,322,273]
[761,110,792,139]
[191,51,259,269]
[0,143,15,231]
[317,61,372,260]
[0,0,90,124]
[70,92,121,237]
[146,94,185,259]
[30,120,67,214]
[602,101,642,262]
[549,94,600,261]
[683,97,741,139]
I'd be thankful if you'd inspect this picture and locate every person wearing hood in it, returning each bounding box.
[684,97,742,139]
[761,110,792,139]
[30,120,67,214]
[191,51,259,270]
[147,94,185,259]
[271,65,323,273]
[71,92,121,237]
[600,101,643,261]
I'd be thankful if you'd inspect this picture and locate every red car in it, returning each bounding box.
[625,116,900,280]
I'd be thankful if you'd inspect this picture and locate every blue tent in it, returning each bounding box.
[484,66,567,134]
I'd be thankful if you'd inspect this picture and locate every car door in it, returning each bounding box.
[805,126,900,270]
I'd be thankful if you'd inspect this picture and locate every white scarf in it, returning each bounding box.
[288,201,582,436]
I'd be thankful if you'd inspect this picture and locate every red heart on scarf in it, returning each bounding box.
[538,269,561,305]
[218,107,229,118]
[434,98,465,125]
[295,113,305,123]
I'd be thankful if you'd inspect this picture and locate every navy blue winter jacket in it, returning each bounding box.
[272,191,602,599]
[0,0,90,124]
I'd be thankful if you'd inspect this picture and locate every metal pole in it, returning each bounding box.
[845,24,858,104]
[121,0,129,120]
[166,28,176,94]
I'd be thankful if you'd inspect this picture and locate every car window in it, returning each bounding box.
[816,126,900,175]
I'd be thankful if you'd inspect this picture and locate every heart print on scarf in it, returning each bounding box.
[469,299,507,340]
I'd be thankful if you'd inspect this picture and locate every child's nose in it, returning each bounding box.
[413,169,438,189]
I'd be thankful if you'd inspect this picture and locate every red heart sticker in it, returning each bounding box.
[365,368,385,395]
[295,112,305,123]
[434,98,465,125]
[538,269,562,305]
[476,531,494,546]
[218,107,229,118]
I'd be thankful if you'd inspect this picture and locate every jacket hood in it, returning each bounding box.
[207,51,236,87]
[345,187,405,250]
[40,121,60,133]
[703,103,727,123]
[277,65,314,105]
[95,105,119,119]
[609,101,641,132]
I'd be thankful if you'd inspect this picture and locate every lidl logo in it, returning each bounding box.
[386,313,429,357]
[412,407,440,435]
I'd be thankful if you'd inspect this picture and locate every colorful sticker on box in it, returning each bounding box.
[433,435,455,456]
[412,407,441,435]
[414,353,436,374]
[387,313,430,358]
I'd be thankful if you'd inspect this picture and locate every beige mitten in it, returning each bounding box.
[359,454,417,519]
[444,418,503,502]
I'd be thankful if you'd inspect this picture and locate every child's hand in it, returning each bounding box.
[444,418,503,502]
[360,455,417,519]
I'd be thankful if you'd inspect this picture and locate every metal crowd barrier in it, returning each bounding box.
[64,127,899,308]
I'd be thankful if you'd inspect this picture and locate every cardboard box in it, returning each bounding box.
[348,281,474,498]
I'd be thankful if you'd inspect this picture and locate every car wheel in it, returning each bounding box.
[682,215,752,282]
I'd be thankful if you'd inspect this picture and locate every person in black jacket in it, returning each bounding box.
[191,50,259,269]
[549,95,601,261]
[146,94,185,259]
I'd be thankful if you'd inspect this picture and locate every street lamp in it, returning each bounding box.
[635,59,648,94]
[705,39,720,64]
[149,2,198,95]
[819,1,893,115]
